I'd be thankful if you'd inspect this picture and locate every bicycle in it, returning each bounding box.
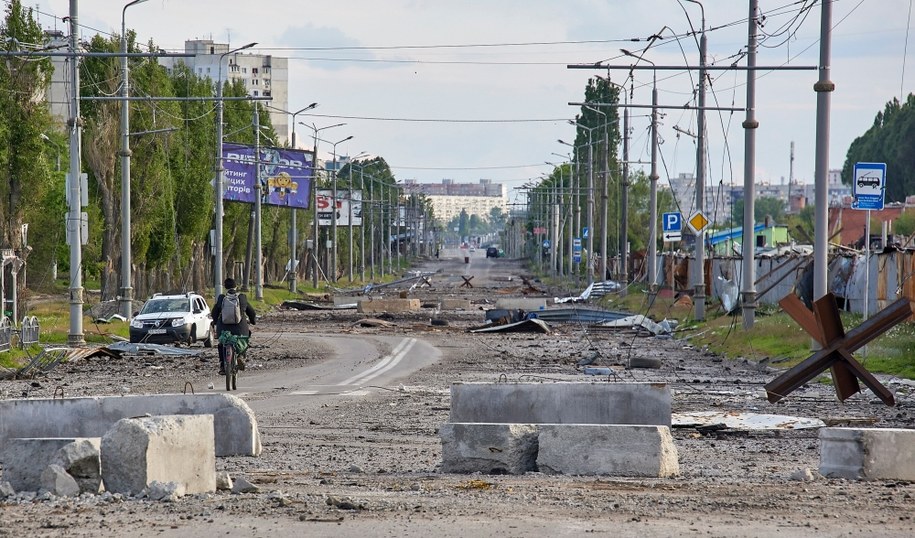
[218,331,249,391]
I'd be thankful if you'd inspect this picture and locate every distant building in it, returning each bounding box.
[401,179,507,223]
[159,39,290,144]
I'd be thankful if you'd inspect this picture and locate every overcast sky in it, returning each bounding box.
[32,1,915,205]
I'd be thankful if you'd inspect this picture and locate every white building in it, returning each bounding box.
[401,179,507,223]
[159,39,290,144]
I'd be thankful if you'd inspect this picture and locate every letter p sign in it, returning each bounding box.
[662,212,682,233]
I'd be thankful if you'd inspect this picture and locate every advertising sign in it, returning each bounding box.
[316,189,363,226]
[222,143,314,209]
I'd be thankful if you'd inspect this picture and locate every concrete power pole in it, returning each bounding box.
[67,0,85,346]
[694,32,708,321]
[741,0,760,329]
[813,0,834,304]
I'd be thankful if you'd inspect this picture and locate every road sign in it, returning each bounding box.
[687,211,710,234]
[542,239,551,248]
[662,212,682,233]
[663,231,682,242]
[852,162,886,211]
[572,238,582,263]
[582,227,590,239]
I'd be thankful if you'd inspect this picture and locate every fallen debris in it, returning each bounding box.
[593,315,676,335]
[106,341,202,357]
[468,318,550,334]
[554,280,621,303]
[352,318,397,328]
[672,411,826,431]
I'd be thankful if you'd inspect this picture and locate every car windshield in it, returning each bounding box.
[140,298,190,314]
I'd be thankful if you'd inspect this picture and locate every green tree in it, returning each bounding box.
[0,1,54,295]
[895,210,915,238]
[842,95,915,202]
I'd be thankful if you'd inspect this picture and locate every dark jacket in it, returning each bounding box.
[212,289,257,337]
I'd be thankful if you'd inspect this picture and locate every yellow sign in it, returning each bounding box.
[688,211,710,233]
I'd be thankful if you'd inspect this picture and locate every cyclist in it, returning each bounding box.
[211,277,257,375]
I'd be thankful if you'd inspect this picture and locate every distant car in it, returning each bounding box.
[129,292,214,346]
[486,246,499,258]
[469,246,476,252]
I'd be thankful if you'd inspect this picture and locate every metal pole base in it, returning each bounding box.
[741,291,757,330]
[694,284,706,321]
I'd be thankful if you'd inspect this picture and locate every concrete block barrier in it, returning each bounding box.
[357,298,420,313]
[537,424,679,477]
[0,394,261,457]
[101,415,216,495]
[449,382,672,426]
[494,298,548,311]
[0,437,98,492]
[440,299,472,310]
[819,427,915,481]
[440,423,538,474]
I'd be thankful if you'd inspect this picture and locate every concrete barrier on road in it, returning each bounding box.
[819,427,915,481]
[449,382,672,426]
[0,394,261,457]
[357,298,421,313]
[101,415,216,495]
[440,423,538,474]
[537,424,679,477]
[440,299,472,310]
[494,298,548,311]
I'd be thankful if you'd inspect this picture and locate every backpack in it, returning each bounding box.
[221,293,242,324]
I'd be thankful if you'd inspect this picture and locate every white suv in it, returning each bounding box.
[129,292,215,347]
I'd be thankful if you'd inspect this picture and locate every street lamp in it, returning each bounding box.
[214,41,256,297]
[330,135,353,281]
[565,119,599,284]
[279,102,317,293]
[584,104,610,283]
[40,133,61,171]
[298,121,346,288]
[348,152,370,282]
[119,0,150,320]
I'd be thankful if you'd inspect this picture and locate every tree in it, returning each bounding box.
[0,1,55,300]
[731,196,786,225]
[842,95,915,202]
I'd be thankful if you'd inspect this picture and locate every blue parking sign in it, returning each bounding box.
[662,212,682,233]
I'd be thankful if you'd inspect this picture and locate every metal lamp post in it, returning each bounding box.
[298,121,345,288]
[330,135,353,282]
[584,105,609,282]
[286,102,318,293]
[118,0,149,320]
[40,134,61,171]
[214,41,257,296]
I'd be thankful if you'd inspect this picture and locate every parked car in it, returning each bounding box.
[486,246,500,258]
[129,292,215,346]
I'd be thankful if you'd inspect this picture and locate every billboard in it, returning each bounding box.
[316,189,363,226]
[222,143,314,209]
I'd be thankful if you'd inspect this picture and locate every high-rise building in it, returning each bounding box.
[159,39,289,143]
[401,179,507,223]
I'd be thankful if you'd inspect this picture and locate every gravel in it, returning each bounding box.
[1,256,914,537]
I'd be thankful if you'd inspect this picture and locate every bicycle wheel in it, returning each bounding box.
[224,345,235,391]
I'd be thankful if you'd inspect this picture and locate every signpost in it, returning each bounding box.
[572,238,582,264]
[852,162,887,322]
[662,212,682,243]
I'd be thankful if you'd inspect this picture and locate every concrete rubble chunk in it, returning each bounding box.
[356,298,420,313]
[819,427,915,481]
[232,476,259,494]
[0,437,98,493]
[0,480,15,498]
[40,464,81,497]
[440,423,538,474]
[100,415,216,496]
[216,472,233,491]
[51,438,102,494]
[145,481,186,502]
[536,424,680,478]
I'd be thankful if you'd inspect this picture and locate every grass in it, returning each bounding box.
[599,284,915,381]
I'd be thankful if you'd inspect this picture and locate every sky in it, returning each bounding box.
[28,0,915,207]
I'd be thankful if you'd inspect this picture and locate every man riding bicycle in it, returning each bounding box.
[211,277,257,375]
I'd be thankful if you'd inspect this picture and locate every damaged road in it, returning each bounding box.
[0,250,913,537]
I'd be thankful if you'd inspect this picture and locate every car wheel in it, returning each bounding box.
[203,325,215,348]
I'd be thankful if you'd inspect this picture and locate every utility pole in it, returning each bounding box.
[741,0,760,329]
[254,105,264,300]
[814,0,834,305]
[67,0,85,346]
[694,31,708,321]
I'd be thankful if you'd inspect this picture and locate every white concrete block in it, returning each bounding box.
[537,424,680,478]
[51,438,102,494]
[450,382,672,426]
[101,415,216,495]
[440,423,538,474]
[0,437,96,492]
[819,427,915,481]
[494,298,548,311]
